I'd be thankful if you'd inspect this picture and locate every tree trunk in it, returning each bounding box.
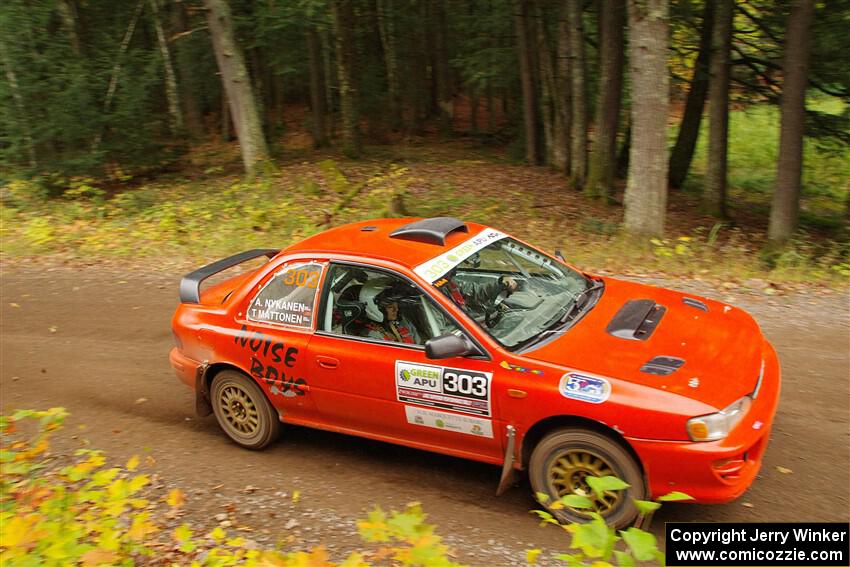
[768,0,815,243]
[567,0,588,188]
[205,0,270,175]
[221,86,231,141]
[321,28,335,138]
[470,90,480,134]
[703,0,733,217]
[555,10,571,173]
[515,0,540,164]
[616,119,631,179]
[171,1,203,138]
[57,0,82,57]
[432,0,453,134]
[0,40,37,167]
[376,0,402,129]
[585,0,625,199]
[667,0,714,189]
[149,0,183,134]
[535,1,557,165]
[486,83,496,133]
[624,0,670,236]
[93,0,145,152]
[307,26,328,147]
[333,0,360,157]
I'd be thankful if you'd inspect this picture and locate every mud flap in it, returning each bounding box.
[195,362,212,417]
[496,425,518,496]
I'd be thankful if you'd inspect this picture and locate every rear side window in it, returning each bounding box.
[247,262,324,329]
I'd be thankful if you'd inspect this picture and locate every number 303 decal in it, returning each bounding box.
[443,371,488,398]
[282,267,320,288]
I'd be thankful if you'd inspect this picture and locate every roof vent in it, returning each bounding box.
[389,217,469,245]
[605,299,667,341]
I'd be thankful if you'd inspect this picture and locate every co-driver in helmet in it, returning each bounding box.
[359,279,423,344]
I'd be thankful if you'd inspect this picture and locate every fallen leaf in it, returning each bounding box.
[9,303,20,308]
[126,455,140,471]
[742,502,754,508]
[80,549,120,566]
[776,466,793,474]
[135,397,148,404]
[167,488,186,508]
[291,490,301,503]
[48,326,58,333]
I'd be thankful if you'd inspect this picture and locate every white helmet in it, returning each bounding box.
[359,277,393,322]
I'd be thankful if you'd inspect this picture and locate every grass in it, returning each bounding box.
[1,105,848,287]
[685,97,850,225]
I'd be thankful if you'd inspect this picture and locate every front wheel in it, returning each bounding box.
[210,370,281,450]
[528,428,644,529]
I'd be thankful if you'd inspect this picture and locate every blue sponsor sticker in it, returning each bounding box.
[559,372,611,404]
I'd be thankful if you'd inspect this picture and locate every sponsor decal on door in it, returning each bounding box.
[404,406,494,438]
[396,361,492,417]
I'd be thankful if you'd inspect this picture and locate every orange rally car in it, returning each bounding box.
[170,217,781,528]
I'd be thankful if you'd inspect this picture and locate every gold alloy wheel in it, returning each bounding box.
[219,384,260,436]
[548,449,620,516]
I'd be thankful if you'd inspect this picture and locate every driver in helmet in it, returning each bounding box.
[360,279,423,345]
[440,254,518,316]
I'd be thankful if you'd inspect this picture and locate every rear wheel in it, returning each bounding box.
[210,370,281,449]
[529,428,644,529]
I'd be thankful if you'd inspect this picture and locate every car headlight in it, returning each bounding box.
[687,395,752,442]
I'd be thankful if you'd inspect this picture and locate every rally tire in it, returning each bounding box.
[210,370,281,450]
[528,427,644,530]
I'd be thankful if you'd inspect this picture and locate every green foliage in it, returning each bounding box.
[0,0,181,175]
[531,478,693,566]
[2,149,847,286]
[0,408,464,566]
[688,102,850,224]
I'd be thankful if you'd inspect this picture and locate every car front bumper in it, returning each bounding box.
[627,340,781,503]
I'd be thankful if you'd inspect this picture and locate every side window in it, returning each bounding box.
[321,265,461,346]
[247,262,324,329]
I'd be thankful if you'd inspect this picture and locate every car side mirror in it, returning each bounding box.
[554,249,566,262]
[425,333,477,359]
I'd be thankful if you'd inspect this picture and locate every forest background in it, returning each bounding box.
[1,0,848,285]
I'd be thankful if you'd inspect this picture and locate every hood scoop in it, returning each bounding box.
[606,299,666,341]
[640,355,685,376]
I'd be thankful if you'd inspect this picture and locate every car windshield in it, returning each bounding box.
[427,236,591,350]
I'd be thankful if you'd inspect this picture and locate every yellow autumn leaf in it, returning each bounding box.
[209,526,227,542]
[0,515,42,547]
[173,523,192,542]
[127,513,158,541]
[526,548,542,564]
[292,490,301,503]
[166,488,186,508]
[128,474,150,493]
[125,455,140,471]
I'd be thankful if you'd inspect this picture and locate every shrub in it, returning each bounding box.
[0,408,462,566]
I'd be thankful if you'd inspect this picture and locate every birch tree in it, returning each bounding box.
[623,0,670,236]
[205,0,270,176]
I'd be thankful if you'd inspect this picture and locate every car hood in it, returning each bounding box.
[521,276,764,410]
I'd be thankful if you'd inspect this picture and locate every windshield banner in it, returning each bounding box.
[414,228,507,282]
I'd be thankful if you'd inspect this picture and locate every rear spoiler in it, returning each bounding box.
[179,249,279,304]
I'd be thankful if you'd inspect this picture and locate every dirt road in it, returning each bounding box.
[1,263,848,564]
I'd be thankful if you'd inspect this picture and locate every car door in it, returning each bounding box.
[306,262,503,462]
[228,259,326,422]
